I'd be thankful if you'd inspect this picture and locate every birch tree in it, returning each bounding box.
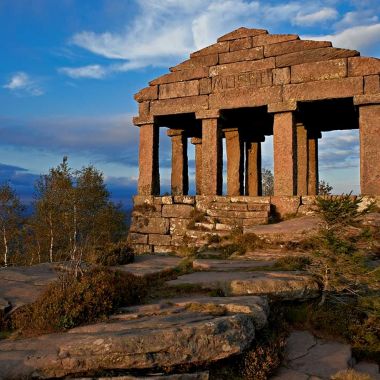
[0,184,24,267]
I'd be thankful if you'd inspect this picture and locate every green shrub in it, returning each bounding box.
[274,255,311,271]
[87,242,134,266]
[11,267,147,336]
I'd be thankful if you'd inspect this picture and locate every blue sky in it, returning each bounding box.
[0,0,379,206]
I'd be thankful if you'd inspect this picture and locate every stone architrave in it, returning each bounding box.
[225,129,244,196]
[296,123,308,195]
[273,112,297,196]
[201,118,223,195]
[191,137,203,195]
[307,131,319,195]
[168,129,188,195]
[245,140,262,196]
[138,123,160,195]
[359,104,380,195]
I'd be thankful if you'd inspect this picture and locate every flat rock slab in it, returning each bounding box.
[271,331,352,379]
[0,297,264,379]
[244,216,322,242]
[114,255,182,277]
[193,259,276,271]
[75,372,209,379]
[241,248,311,261]
[167,271,319,300]
[0,263,58,310]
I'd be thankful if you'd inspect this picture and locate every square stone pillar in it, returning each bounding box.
[273,112,297,196]
[191,137,202,195]
[225,128,244,196]
[307,132,319,196]
[359,104,380,195]
[138,123,160,195]
[245,140,262,196]
[167,129,188,196]
[296,123,308,195]
[201,118,223,195]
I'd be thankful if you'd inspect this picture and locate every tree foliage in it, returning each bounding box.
[1,158,127,267]
[262,168,274,196]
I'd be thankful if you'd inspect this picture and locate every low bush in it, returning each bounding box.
[274,255,311,271]
[87,242,134,266]
[331,369,373,380]
[11,267,147,336]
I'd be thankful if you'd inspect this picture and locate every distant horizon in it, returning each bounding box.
[1,1,378,205]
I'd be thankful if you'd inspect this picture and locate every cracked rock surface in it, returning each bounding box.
[270,331,380,380]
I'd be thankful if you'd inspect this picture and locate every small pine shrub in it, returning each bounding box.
[11,267,147,336]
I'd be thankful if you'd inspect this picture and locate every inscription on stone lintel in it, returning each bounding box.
[212,69,273,93]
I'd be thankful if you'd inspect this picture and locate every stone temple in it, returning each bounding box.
[129,27,380,254]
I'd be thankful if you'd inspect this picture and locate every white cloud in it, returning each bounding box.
[305,23,380,55]
[3,72,44,96]
[334,10,378,30]
[59,64,108,79]
[294,7,338,26]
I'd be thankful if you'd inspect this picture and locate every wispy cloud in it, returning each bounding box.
[58,64,107,79]
[294,7,339,26]
[3,72,44,96]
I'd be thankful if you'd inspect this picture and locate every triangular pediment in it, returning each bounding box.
[134,27,380,122]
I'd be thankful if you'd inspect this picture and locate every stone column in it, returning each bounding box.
[167,129,188,196]
[245,139,262,196]
[191,137,202,195]
[225,128,244,196]
[201,118,222,195]
[359,104,380,195]
[296,123,308,195]
[273,112,297,196]
[138,123,160,195]
[307,131,319,196]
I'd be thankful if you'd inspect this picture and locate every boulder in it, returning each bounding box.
[167,271,319,300]
[0,298,263,378]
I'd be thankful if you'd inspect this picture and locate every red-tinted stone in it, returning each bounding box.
[162,204,194,218]
[217,27,268,42]
[348,57,380,77]
[209,58,275,77]
[283,77,363,101]
[219,47,263,64]
[364,75,380,94]
[191,41,229,57]
[276,47,359,68]
[359,105,380,195]
[134,86,158,102]
[150,96,209,115]
[265,40,331,57]
[291,59,347,83]
[149,67,209,85]
[199,78,212,94]
[273,67,290,85]
[230,37,252,52]
[209,86,282,109]
[251,34,299,48]
[159,80,199,99]
[171,54,218,71]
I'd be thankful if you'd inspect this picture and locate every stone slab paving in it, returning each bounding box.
[74,373,209,380]
[0,263,58,310]
[113,254,182,277]
[241,248,311,261]
[192,258,276,271]
[167,271,319,300]
[0,297,266,379]
[270,330,380,380]
[244,215,322,241]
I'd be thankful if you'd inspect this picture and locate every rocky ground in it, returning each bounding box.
[0,215,379,379]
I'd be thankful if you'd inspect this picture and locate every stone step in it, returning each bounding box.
[239,249,311,261]
[193,259,276,271]
[0,297,267,379]
[167,271,319,300]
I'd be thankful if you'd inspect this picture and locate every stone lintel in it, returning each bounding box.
[307,130,322,139]
[354,94,380,106]
[268,100,298,113]
[245,135,265,143]
[167,128,186,137]
[133,115,154,126]
[195,109,220,119]
[191,137,202,145]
